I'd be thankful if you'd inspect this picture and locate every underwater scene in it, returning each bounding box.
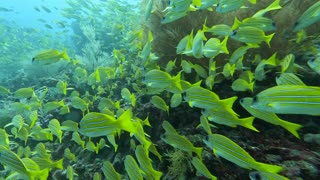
[0,0,320,179]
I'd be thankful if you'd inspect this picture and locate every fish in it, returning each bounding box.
[202,108,259,132]
[33,143,51,160]
[32,157,64,170]
[231,26,275,47]
[67,165,78,180]
[185,86,238,115]
[0,86,10,96]
[229,44,259,65]
[48,119,63,143]
[231,78,255,92]
[144,69,182,93]
[0,145,44,179]
[307,56,320,74]
[222,63,236,78]
[14,87,35,99]
[145,0,153,20]
[279,54,295,73]
[199,0,219,10]
[64,148,76,161]
[192,64,208,78]
[61,120,79,132]
[161,132,203,158]
[170,93,182,108]
[252,0,281,17]
[293,1,320,32]
[251,85,320,116]
[216,0,245,13]
[0,129,10,148]
[202,37,229,59]
[276,73,305,86]
[203,24,233,37]
[233,16,276,32]
[240,97,302,138]
[71,96,89,114]
[249,171,289,180]
[79,108,137,137]
[135,145,163,180]
[165,59,176,73]
[197,115,215,135]
[151,95,169,115]
[204,134,283,173]
[32,49,70,65]
[71,132,85,148]
[101,161,121,180]
[192,30,206,59]
[121,88,136,107]
[124,155,144,180]
[44,24,53,29]
[191,157,217,180]
[43,100,65,114]
[30,125,53,141]
[162,121,178,135]
[56,80,67,95]
[41,6,51,13]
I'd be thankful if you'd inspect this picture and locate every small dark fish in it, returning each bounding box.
[0,7,13,12]
[41,6,51,13]
[44,24,53,29]
[34,6,41,12]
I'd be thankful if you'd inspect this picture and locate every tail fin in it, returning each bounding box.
[220,36,229,54]
[61,49,70,61]
[280,121,303,139]
[265,33,275,47]
[254,161,283,173]
[116,109,137,134]
[54,158,64,170]
[193,147,203,160]
[239,117,259,132]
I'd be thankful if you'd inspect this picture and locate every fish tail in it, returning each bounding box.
[194,147,203,159]
[116,109,137,134]
[265,33,275,47]
[54,158,64,169]
[239,117,259,132]
[247,0,256,4]
[254,161,283,173]
[61,49,70,61]
[232,17,241,30]
[221,36,229,54]
[280,121,303,139]
[170,71,183,92]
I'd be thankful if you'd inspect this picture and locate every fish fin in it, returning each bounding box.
[280,121,303,139]
[61,49,70,61]
[194,147,203,159]
[116,109,136,134]
[220,96,238,109]
[55,158,64,169]
[265,33,275,47]
[254,161,283,173]
[239,117,259,132]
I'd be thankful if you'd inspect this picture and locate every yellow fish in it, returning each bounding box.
[32,49,70,65]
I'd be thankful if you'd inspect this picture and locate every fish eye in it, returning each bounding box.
[272,22,276,27]
[252,96,258,103]
[217,3,220,7]
[232,30,237,36]
[239,99,243,103]
[293,21,299,27]
[310,57,315,63]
